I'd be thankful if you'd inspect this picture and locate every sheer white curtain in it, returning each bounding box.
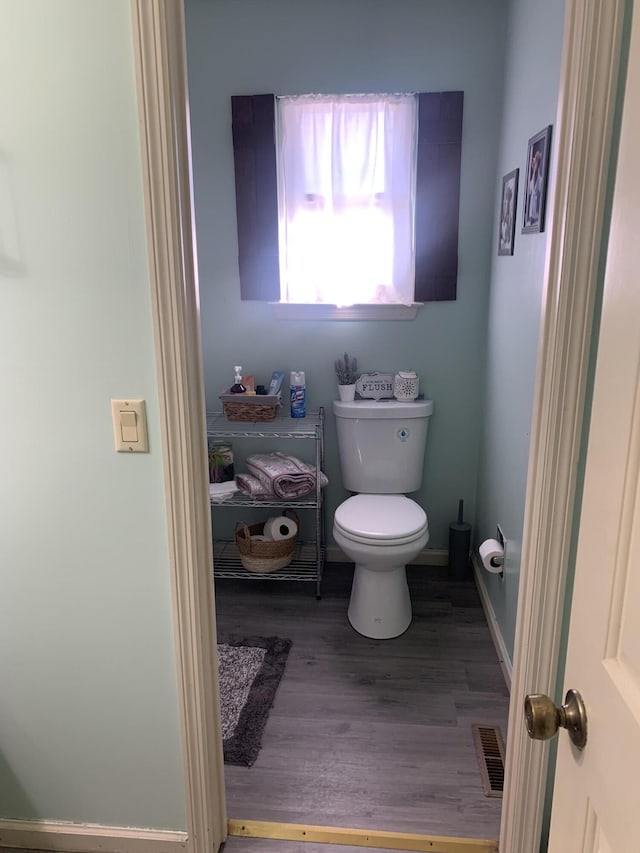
[276,94,417,306]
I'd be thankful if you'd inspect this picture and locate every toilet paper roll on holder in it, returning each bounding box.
[479,535,505,576]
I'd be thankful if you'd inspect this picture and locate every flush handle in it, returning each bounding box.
[524,688,588,750]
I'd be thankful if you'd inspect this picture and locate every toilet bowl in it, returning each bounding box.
[333,494,429,639]
[333,399,433,640]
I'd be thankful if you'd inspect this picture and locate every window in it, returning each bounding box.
[277,94,417,306]
[231,91,463,305]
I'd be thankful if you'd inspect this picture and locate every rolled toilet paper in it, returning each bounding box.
[479,538,504,573]
[264,515,298,541]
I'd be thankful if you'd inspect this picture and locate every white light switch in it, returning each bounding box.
[120,410,138,443]
[111,399,149,452]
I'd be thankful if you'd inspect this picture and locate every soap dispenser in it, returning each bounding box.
[230,365,246,394]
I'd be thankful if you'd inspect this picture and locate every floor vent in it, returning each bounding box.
[472,724,505,798]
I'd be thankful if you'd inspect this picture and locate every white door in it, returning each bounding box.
[545,6,640,850]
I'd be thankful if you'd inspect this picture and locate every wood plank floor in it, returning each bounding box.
[215,564,509,843]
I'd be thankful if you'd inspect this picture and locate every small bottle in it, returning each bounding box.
[230,365,246,394]
[290,371,306,418]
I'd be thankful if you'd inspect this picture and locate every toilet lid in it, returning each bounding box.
[334,494,427,542]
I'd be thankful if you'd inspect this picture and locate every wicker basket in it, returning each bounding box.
[219,391,281,422]
[234,510,299,573]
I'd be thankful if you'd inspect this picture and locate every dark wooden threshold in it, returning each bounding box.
[227,819,499,853]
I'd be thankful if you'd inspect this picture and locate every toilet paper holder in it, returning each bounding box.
[496,524,505,572]
[488,550,504,569]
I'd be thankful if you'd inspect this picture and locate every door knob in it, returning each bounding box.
[524,688,588,749]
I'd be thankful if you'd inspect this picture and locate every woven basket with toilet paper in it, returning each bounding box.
[234,509,299,573]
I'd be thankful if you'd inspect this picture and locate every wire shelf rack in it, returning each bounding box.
[213,540,322,584]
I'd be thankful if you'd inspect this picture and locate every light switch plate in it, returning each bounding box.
[111,399,149,452]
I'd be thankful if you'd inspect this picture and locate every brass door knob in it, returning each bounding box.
[524,688,588,750]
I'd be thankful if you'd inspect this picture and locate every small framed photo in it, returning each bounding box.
[498,168,519,256]
[522,125,552,233]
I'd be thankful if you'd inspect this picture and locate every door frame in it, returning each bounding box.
[499,0,627,850]
[130,3,226,851]
[130,1,628,852]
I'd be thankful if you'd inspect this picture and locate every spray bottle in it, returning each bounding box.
[290,371,306,418]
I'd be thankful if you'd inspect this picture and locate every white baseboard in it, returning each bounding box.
[0,819,188,853]
[327,547,449,566]
[471,552,512,691]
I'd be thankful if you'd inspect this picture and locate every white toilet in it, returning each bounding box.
[333,399,433,639]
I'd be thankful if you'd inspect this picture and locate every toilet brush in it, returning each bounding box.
[449,499,471,581]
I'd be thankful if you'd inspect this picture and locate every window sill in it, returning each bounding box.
[269,303,422,321]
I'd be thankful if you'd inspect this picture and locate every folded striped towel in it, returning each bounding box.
[234,473,273,499]
[242,452,328,500]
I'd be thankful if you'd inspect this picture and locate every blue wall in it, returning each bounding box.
[185,0,508,550]
[0,0,186,830]
[475,0,565,660]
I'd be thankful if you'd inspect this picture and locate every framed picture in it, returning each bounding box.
[522,125,552,233]
[498,168,519,255]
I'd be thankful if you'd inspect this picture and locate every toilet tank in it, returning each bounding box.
[333,399,434,493]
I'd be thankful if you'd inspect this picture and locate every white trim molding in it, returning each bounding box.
[500,1,626,851]
[130,3,226,853]
[0,820,187,853]
[471,553,512,691]
[270,303,421,321]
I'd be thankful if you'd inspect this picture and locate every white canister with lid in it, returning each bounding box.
[393,370,419,401]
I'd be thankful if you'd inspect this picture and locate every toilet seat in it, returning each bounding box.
[334,494,428,547]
